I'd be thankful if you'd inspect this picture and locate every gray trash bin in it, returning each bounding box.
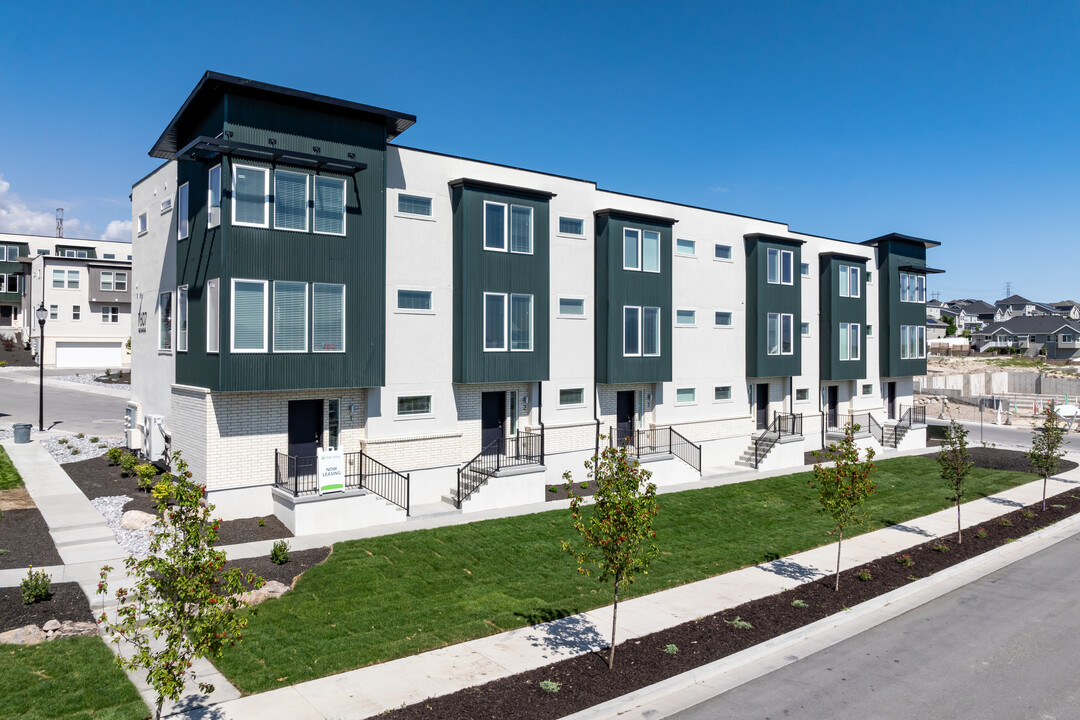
[13,423,32,443]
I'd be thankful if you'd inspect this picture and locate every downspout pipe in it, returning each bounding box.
[594,385,601,462]
[537,381,545,465]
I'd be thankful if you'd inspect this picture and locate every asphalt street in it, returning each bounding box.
[672,530,1080,720]
[927,417,1080,452]
[0,370,128,436]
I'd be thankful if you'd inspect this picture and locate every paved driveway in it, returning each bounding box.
[0,368,129,437]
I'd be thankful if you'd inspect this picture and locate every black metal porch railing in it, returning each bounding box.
[774,412,803,437]
[669,428,702,473]
[753,426,779,469]
[838,412,872,435]
[455,430,545,509]
[274,449,410,515]
[607,426,702,472]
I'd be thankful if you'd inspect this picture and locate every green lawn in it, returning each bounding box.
[0,446,23,490]
[217,456,1035,693]
[0,636,146,720]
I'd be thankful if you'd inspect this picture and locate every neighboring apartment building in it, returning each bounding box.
[974,316,1080,359]
[129,72,940,532]
[0,232,133,367]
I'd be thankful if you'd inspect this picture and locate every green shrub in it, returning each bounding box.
[119,452,139,477]
[57,438,69,445]
[107,447,124,466]
[663,643,678,654]
[539,680,561,693]
[270,540,290,565]
[76,433,85,439]
[70,448,81,456]
[151,479,174,505]
[21,566,52,605]
[0,361,7,367]
[89,436,99,443]
[257,517,265,527]
[135,463,159,491]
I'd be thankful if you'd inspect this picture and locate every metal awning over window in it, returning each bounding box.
[177,136,368,174]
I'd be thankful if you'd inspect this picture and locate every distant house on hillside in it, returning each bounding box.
[973,316,1080,359]
[926,316,949,340]
[993,294,1057,322]
[1051,300,1080,320]
[948,299,995,331]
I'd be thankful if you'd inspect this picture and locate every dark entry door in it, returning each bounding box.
[827,386,839,428]
[0,306,11,327]
[481,391,506,455]
[616,391,635,446]
[756,384,769,430]
[288,400,323,477]
[887,382,896,420]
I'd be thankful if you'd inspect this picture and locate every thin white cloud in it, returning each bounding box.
[100,219,132,242]
[0,173,83,235]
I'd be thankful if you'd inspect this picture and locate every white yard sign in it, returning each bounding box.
[317,448,345,495]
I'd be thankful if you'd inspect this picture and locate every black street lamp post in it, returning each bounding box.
[36,302,47,432]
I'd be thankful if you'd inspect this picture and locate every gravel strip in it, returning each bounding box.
[91,495,154,557]
[41,434,123,464]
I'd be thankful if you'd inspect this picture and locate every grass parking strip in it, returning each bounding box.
[215,456,1038,694]
[0,446,24,490]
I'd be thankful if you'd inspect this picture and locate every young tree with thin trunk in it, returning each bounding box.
[562,441,659,669]
[98,454,263,719]
[938,419,973,543]
[809,426,878,591]
[1029,402,1066,511]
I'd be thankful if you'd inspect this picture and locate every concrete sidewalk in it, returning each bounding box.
[168,465,1080,719]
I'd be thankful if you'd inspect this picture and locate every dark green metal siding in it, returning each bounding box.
[594,214,672,384]
[0,242,29,304]
[745,236,801,378]
[174,93,387,392]
[55,245,96,259]
[819,255,867,381]
[876,240,929,378]
[452,185,550,384]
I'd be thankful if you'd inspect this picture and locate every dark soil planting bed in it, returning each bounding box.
[0,508,63,570]
[381,493,1080,720]
[224,547,332,588]
[0,582,96,634]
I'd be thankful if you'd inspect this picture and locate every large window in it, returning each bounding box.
[767,312,794,355]
[623,228,661,272]
[623,228,640,270]
[273,281,308,352]
[312,283,345,352]
[314,176,346,235]
[900,272,927,303]
[100,271,128,291]
[206,278,219,353]
[838,265,860,298]
[484,293,506,350]
[510,205,533,254]
[624,306,660,357]
[274,170,309,231]
[510,293,533,351]
[900,325,927,359]
[231,279,267,352]
[482,201,532,254]
[767,248,794,285]
[232,165,269,227]
[177,286,188,352]
[207,165,222,228]
[0,245,19,261]
[67,270,79,289]
[159,292,172,351]
[177,183,189,239]
[51,269,64,289]
[0,274,17,293]
[484,202,506,251]
[839,322,860,361]
[483,292,532,351]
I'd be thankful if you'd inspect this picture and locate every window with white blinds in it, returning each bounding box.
[314,177,346,235]
[178,183,189,239]
[159,292,172,351]
[232,279,267,352]
[312,283,345,352]
[510,205,532,254]
[177,285,188,352]
[274,171,308,231]
[510,293,533,350]
[206,278,219,353]
[273,281,308,352]
[233,165,268,227]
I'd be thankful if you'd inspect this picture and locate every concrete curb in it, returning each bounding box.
[559,510,1080,720]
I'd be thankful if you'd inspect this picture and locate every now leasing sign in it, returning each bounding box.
[317,448,345,495]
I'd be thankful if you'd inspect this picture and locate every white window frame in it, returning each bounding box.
[483,292,508,351]
[101,306,119,324]
[862,384,874,396]
[642,306,661,356]
[641,230,661,273]
[206,278,220,353]
[483,201,508,252]
[71,305,81,321]
[714,310,733,328]
[273,169,310,233]
[801,262,810,278]
[557,216,586,238]
[207,164,222,229]
[67,269,79,289]
[675,387,697,406]
[0,273,17,293]
[510,293,534,351]
[231,163,270,229]
[100,271,114,292]
[839,265,860,298]
[312,283,346,353]
[396,394,434,419]
[675,238,696,257]
[137,212,148,235]
[801,321,811,337]
[714,243,733,262]
[158,291,173,353]
[161,198,172,214]
[230,278,268,353]
[623,305,641,357]
[51,269,65,289]
[839,322,860,361]
[395,191,435,220]
[713,385,733,403]
[509,204,534,255]
[272,280,309,353]
[675,308,697,327]
[114,272,127,292]
[177,183,189,239]
[781,313,794,354]
[795,388,811,403]
[622,228,641,270]
[313,176,348,237]
[177,285,189,352]
[48,305,58,320]
[557,295,587,319]
[558,387,586,408]
[394,286,435,315]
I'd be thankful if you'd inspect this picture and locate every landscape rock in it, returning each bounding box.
[42,619,62,632]
[0,624,47,645]
[50,621,99,639]
[120,510,158,531]
[236,580,290,607]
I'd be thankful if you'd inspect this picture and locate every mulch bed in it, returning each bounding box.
[93,371,130,385]
[0,582,96,634]
[0,337,37,367]
[216,515,292,546]
[224,547,332,588]
[0,508,63,570]
[545,481,592,502]
[382,491,1080,719]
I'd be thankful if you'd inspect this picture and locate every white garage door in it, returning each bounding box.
[55,342,124,369]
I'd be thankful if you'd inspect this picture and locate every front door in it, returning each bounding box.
[287,399,323,477]
[481,391,506,456]
[827,386,839,429]
[0,306,11,327]
[887,382,896,420]
[616,391,635,446]
[756,383,769,431]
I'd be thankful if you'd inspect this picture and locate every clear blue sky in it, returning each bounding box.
[1,1,1077,303]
